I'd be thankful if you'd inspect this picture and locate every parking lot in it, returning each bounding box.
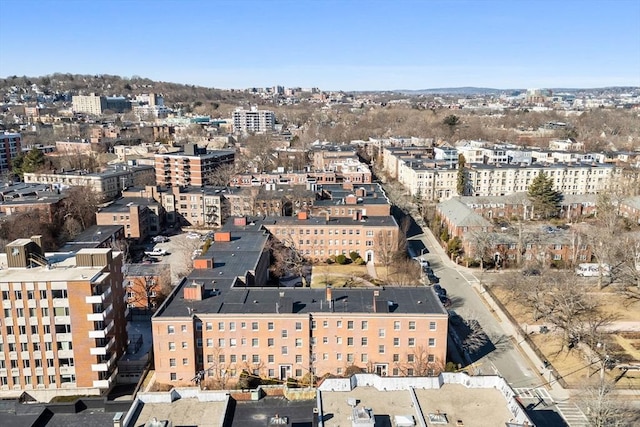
[140,231,207,284]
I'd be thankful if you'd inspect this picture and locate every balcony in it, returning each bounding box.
[93,369,118,389]
[85,287,111,304]
[56,333,72,342]
[91,352,117,372]
[59,366,76,376]
[54,316,71,325]
[87,312,105,322]
[90,336,115,356]
[58,349,74,358]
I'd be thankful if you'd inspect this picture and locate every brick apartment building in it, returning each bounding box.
[95,198,154,241]
[151,228,447,387]
[0,132,21,174]
[154,143,234,188]
[246,213,400,265]
[0,238,128,398]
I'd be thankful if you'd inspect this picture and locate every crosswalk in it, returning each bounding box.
[554,400,588,427]
[513,387,552,400]
[513,388,588,427]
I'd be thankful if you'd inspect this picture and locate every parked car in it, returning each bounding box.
[439,295,451,308]
[427,272,440,284]
[186,232,201,240]
[152,235,169,243]
[433,284,447,297]
[144,248,168,257]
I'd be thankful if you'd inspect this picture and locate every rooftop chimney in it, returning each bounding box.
[184,281,204,301]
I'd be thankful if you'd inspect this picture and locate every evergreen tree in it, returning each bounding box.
[528,172,563,219]
[457,154,467,196]
[11,148,45,178]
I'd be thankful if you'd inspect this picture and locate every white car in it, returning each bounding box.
[186,232,201,240]
[144,248,168,257]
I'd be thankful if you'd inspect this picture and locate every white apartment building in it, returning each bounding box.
[23,165,155,201]
[467,163,615,197]
[232,106,275,134]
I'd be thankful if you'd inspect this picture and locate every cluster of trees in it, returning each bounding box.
[0,185,99,251]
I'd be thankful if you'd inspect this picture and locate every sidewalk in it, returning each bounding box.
[416,222,572,399]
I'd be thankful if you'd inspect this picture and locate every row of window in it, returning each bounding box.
[0,357,73,369]
[3,306,69,319]
[0,341,68,353]
[1,289,67,301]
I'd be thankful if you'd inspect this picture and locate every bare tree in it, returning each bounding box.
[578,378,640,427]
[205,163,237,187]
[126,267,172,311]
[375,230,399,278]
[267,235,309,287]
[395,346,445,376]
[60,185,99,231]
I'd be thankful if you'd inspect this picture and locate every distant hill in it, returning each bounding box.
[395,87,508,95]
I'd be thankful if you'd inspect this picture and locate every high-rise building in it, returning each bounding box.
[154,143,235,188]
[0,132,22,174]
[232,107,275,134]
[0,238,128,398]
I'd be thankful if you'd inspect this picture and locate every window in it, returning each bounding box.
[167,325,175,334]
[267,338,274,347]
[295,322,302,331]
[281,329,288,338]
[170,373,177,381]
[409,321,416,330]
[206,322,213,331]
[218,338,225,347]
[207,339,213,348]
[408,354,415,362]
[361,354,368,363]
[429,322,436,331]
[428,354,435,362]
[268,355,274,363]
[168,342,175,351]
[252,322,258,330]
[337,320,342,328]
[323,321,328,328]
[336,353,342,361]
[181,325,187,333]
[394,321,400,330]
[295,355,303,363]
[347,337,354,346]
[393,354,399,362]
[336,337,342,345]
[281,346,288,355]
[229,322,236,331]
[408,338,415,347]
[218,322,225,331]
[361,337,368,346]
[379,345,385,354]
[268,322,274,331]
[378,328,385,338]
[428,338,436,347]
[230,338,237,347]
[241,338,247,346]
[252,338,259,347]
[230,355,237,363]
[295,338,303,347]
[347,321,354,330]
[182,342,188,349]
[252,355,260,363]
[182,358,189,366]
[393,338,400,346]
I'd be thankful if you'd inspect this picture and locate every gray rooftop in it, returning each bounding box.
[437,198,492,228]
[156,280,446,318]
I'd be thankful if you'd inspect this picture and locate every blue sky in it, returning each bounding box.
[0,0,639,90]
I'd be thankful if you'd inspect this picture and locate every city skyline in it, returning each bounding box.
[0,0,639,91]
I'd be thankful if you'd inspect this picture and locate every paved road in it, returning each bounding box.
[410,230,542,389]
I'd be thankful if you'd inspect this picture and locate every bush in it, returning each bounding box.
[349,251,361,262]
[440,229,450,242]
[354,257,366,265]
[326,257,335,264]
[335,254,348,265]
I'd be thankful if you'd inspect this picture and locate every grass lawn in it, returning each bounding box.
[490,283,640,389]
[310,264,371,288]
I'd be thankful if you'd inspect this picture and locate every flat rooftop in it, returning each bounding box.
[231,397,316,427]
[321,387,415,427]
[130,398,228,427]
[321,384,519,427]
[414,385,516,427]
[156,281,446,318]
